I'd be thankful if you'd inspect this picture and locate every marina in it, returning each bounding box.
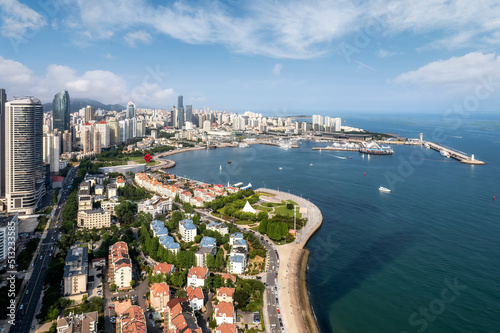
[424,141,486,165]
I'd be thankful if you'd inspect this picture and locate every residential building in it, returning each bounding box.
[5,97,46,214]
[56,311,98,333]
[84,105,95,122]
[0,88,6,198]
[43,130,61,173]
[187,266,209,287]
[214,302,235,325]
[164,298,201,333]
[158,235,180,254]
[107,183,118,199]
[229,232,244,246]
[206,221,228,236]
[186,286,204,311]
[152,263,175,275]
[0,213,18,261]
[109,242,132,290]
[195,236,217,268]
[63,246,88,300]
[93,129,101,154]
[150,283,170,313]
[179,219,197,242]
[150,219,169,237]
[77,209,111,229]
[116,305,146,333]
[220,273,236,285]
[95,120,110,148]
[216,287,235,303]
[215,323,237,333]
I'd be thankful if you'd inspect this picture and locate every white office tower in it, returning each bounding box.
[334,117,342,132]
[96,120,110,148]
[5,97,46,214]
[43,131,61,173]
[119,119,129,142]
[136,118,146,137]
[203,120,211,131]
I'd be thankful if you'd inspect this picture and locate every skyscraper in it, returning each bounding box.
[177,95,184,129]
[185,105,193,124]
[0,88,6,198]
[43,131,60,173]
[5,97,46,214]
[84,105,95,122]
[52,90,70,133]
[127,101,135,119]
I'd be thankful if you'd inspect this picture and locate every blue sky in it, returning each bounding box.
[1,0,500,115]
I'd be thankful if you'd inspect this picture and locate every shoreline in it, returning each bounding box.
[255,188,323,333]
[148,146,324,332]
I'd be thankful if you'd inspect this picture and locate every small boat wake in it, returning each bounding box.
[329,154,347,160]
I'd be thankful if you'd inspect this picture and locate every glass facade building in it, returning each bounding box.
[52,90,70,132]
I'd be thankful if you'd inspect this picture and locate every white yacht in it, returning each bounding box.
[440,150,451,158]
[379,186,391,193]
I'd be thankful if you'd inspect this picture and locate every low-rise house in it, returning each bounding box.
[107,183,117,199]
[180,191,193,202]
[220,273,236,285]
[159,235,180,254]
[117,305,146,333]
[214,302,235,326]
[195,236,217,268]
[215,323,237,333]
[228,253,247,275]
[186,286,204,311]
[206,221,228,236]
[179,219,197,242]
[150,283,170,313]
[216,287,235,303]
[152,263,175,275]
[95,185,104,196]
[190,197,205,208]
[101,198,119,214]
[116,176,126,188]
[187,267,209,287]
[56,311,98,333]
[150,219,169,237]
[229,232,244,246]
[202,192,216,202]
[164,298,201,333]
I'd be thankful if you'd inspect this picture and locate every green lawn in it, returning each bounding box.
[273,205,301,218]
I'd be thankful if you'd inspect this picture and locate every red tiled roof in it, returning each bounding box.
[151,283,170,297]
[188,267,208,280]
[216,287,234,298]
[215,302,234,318]
[153,263,174,275]
[186,286,204,300]
[216,323,237,333]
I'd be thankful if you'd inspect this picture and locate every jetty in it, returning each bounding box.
[424,141,486,165]
[312,147,358,151]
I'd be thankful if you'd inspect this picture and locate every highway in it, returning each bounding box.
[10,167,77,333]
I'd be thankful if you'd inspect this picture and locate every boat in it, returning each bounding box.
[310,164,313,167]
[227,161,232,164]
[279,167,283,170]
[440,150,450,158]
[239,142,249,148]
[379,186,391,193]
[219,165,222,171]
[241,183,252,190]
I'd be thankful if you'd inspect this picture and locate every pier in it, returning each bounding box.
[312,147,358,151]
[424,142,486,165]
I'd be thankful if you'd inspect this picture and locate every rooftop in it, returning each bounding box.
[180,219,196,230]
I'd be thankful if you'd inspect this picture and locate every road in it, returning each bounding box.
[195,208,283,332]
[9,167,77,333]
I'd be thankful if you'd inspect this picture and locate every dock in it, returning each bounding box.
[424,142,486,165]
[312,147,359,151]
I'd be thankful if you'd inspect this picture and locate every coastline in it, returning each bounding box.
[255,188,323,333]
[148,145,324,332]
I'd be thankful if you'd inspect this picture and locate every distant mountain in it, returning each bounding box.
[43,98,125,113]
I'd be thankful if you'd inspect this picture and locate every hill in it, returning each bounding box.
[43,98,125,113]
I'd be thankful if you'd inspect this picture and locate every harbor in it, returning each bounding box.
[424,141,486,165]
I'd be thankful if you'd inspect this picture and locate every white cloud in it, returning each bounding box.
[124,31,152,47]
[104,52,115,59]
[0,56,175,106]
[392,52,500,89]
[376,49,399,58]
[0,0,47,38]
[0,56,34,84]
[59,0,500,59]
[273,64,283,75]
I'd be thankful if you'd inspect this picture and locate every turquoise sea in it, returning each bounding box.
[166,112,500,333]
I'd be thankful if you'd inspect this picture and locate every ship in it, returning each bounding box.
[379,186,391,193]
[440,150,451,158]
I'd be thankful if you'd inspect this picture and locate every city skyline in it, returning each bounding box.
[1,1,500,114]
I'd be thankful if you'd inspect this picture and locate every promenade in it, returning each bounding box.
[255,188,323,333]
